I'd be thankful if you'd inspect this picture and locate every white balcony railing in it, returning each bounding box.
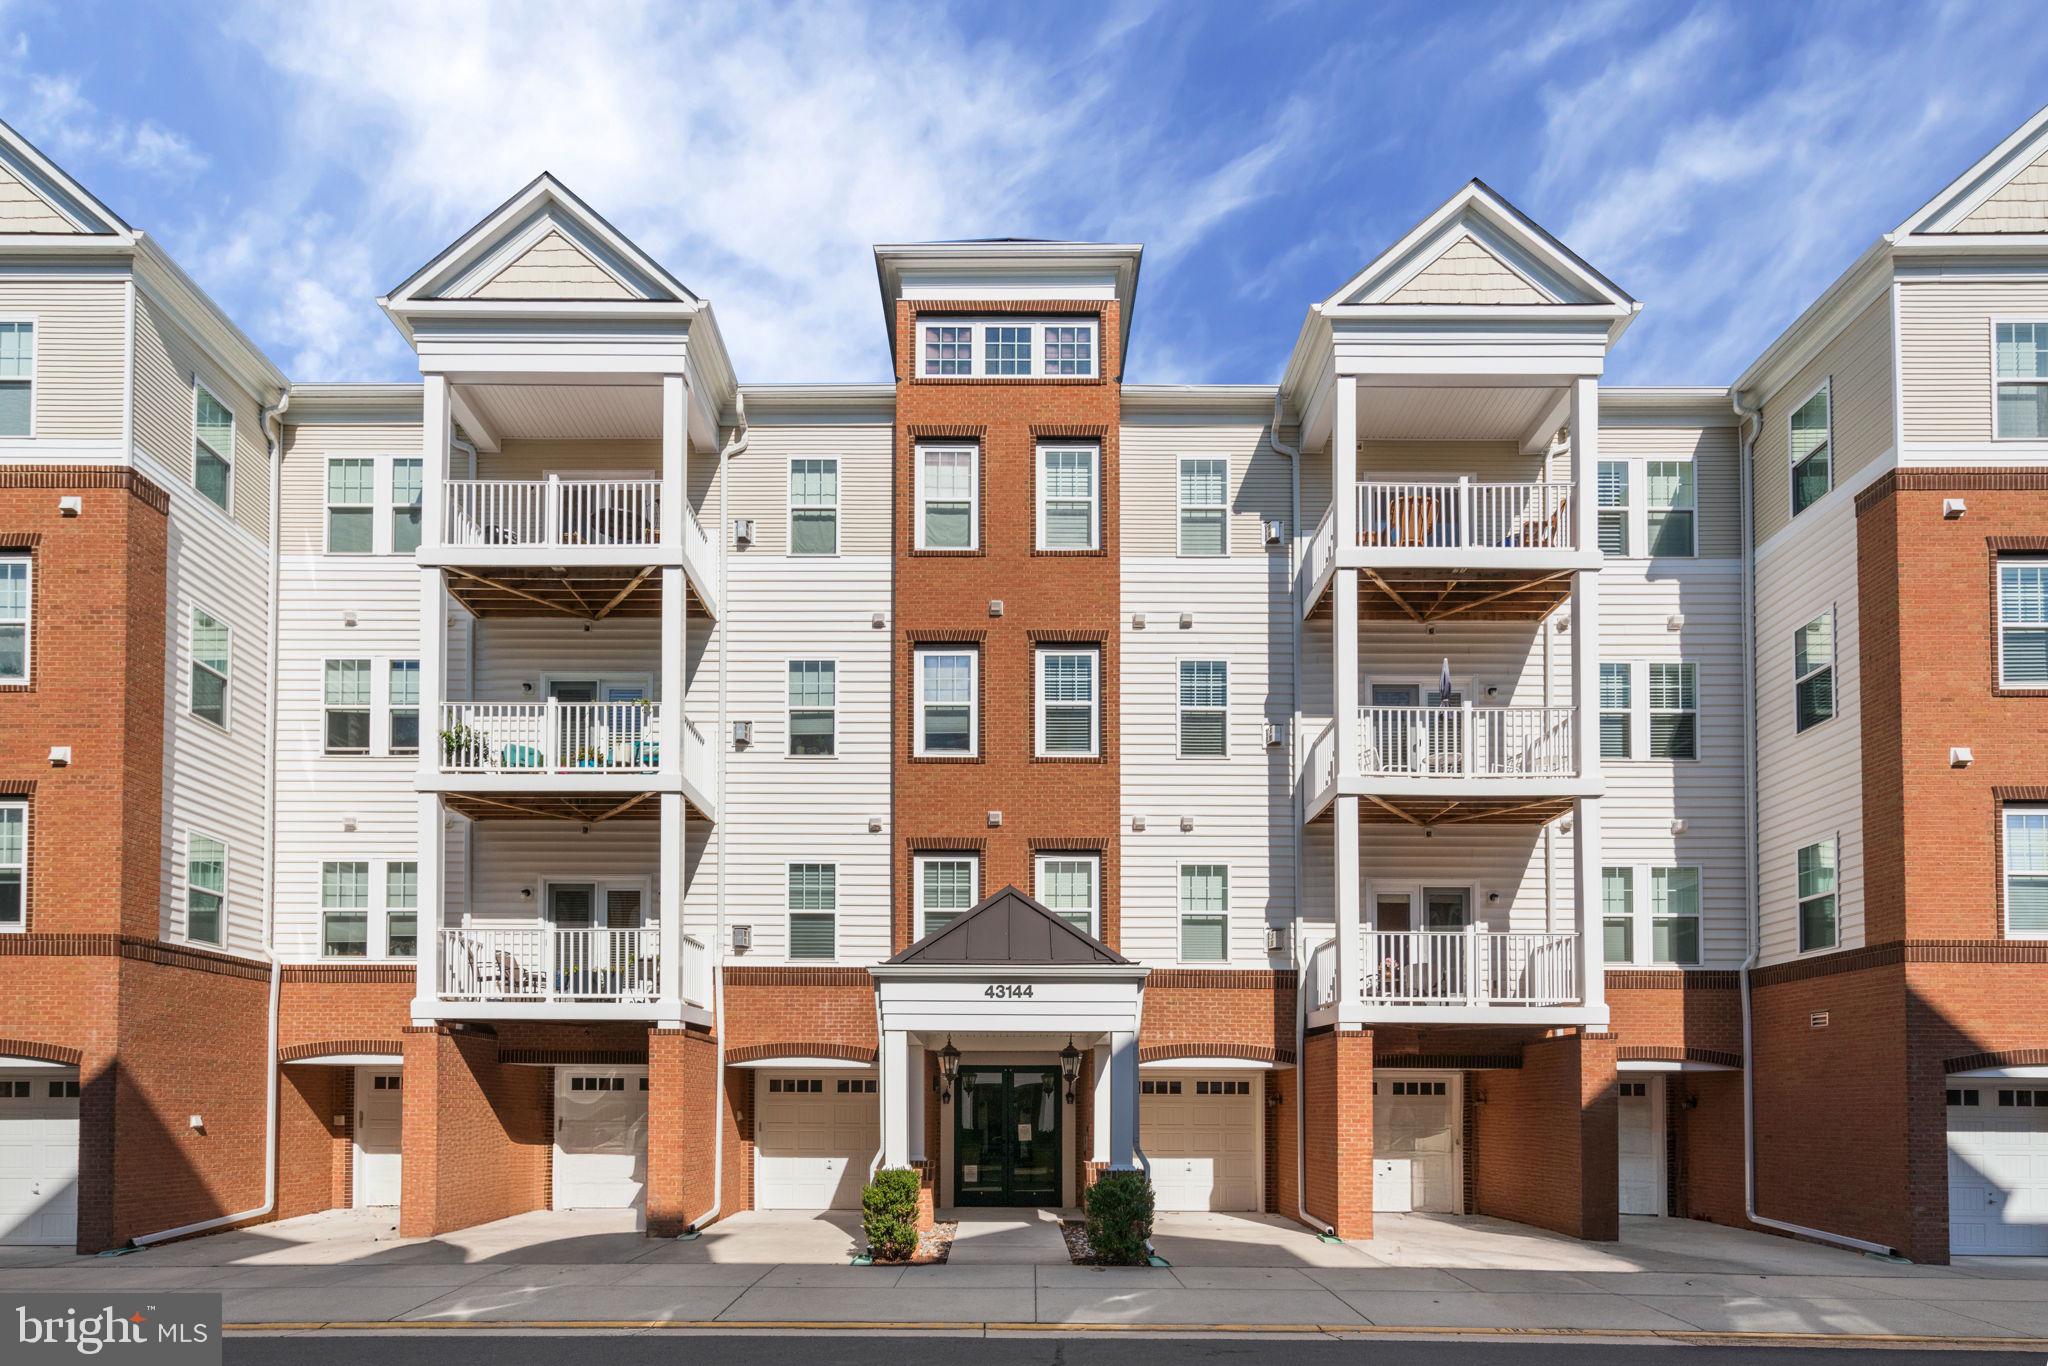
[437,926,660,1003]
[438,701,663,774]
[1303,717,1339,815]
[442,476,663,550]
[1357,479,1574,551]
[1357,704,1574,778]
[1360,928,1578,1007]
[682,932,711,1009]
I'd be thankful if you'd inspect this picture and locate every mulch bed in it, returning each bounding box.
[870,1220,957,1266]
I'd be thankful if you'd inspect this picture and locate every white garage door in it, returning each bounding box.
[1949,1085,2048,1255]
[553,1068,648,1210]
[0,1070,79,1246]
[1141,1075,1259,1212]
[1618,1077,1666,1216]
[1374,1076,1459,1213]
[755,1074,878,1210]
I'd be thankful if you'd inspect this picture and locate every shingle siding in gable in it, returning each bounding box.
[1386,235,1549,306]
[471,230,633,301]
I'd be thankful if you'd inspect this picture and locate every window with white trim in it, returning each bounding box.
[787,863,836,960]
[1646,461,1696,557]
[1648,662,1698,760]
[2005,806,2048,939]
[790,458,839,555]
[1995,322,2048,438]
[194,384,234,511]
[320,861,368,957]
[914,648,976,756]
[1178,457,1229,556]
[327,458,375,553]
[1651,866,1701,964]
[1599,663,1631,759]
[1178,659,1227,757]
[1789,380,1830,517]
[1037,646,1098,757]
[391,458,423,554]
[386,861,418,957]
[1797,839,1837,953]
[916,444,977,550]
[1037,444,1098,550]
[187,833,225,945]
[914,317,1098,379]
[0,553,28,684]
[1036,853,1098,936]
[984,324,1032,376]
[923,324,973,376]
[0,320,31,437]
[1999,557,2048,689]
[1794,610,1835,731]
[324,659,372,755]
[1179,863,1228,962]
[388,660,420,755]
[190,606,230,728]
[0,800,23,930]
[787,659,837,757]
[916,855,977,938]
[1596,460,1629,556]
[1602,867,1633,963]
[1043,323,1095,376]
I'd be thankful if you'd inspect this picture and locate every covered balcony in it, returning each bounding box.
[434,924,710,1011]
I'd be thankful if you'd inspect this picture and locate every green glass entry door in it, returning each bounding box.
[954,1067,1063,1207]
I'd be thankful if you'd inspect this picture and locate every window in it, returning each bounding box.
[391,458,423,554]
[768,1077,824,1094]
[1789,381,1831,517]
[916,444,977,550]
[0,553,28,683]
[0,320,30,436]
[916,855,977,938]
[1649,663,1698,760]
[1602,866,1633,963]
[386,862,418,957]
[1037,444,1098,550]
[2005,806,2048,938]
[1178,457,1229,556]
[1999,558,2048,688]
[787,863,836,960]
[1646,461,1696,557]
[1195,1079,1250,1096]
[1386,1080,1445,1097]
[1794,611,1835,730]
[1995,322,2048,438]
[984,324,1032,376]
[324,659,371,755]
[1178,660,1227,757]
[914,649,976,756]
[190,607,230,728]
[2000,1089,2048,1107]
[1797,839,1837,952]
[0,801,23,930]
[1948,1089,1980,1107]
[322,861,369,957]
[1651,866,1701,965]
[923,325,973,376]
[836,1078,877,1094]
[1036,853,1098,935]
[186,834,225,945]
[194,384,233,511]
[787,660,837,757]
[326,458,374,552]
[1599,663,1632,759]
[915,317,1098,379]
[1596,460,1630,556]
[1037,647,1098,757]
[1142,1080,1182,1095]
[1043,324,1095,377]
[789,458,839,555]
[388,661,420,754]
[1179,864,1228,962]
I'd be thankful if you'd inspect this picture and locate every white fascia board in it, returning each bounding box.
[283,383,424,426]
[735,384,896,425]
[1121,384,1279,416]
[1731,239,1893,408]
[415,772,686,796]
[134,236,290,397]
[1601,387,1740,426]
[873,241,1143,360]
[1278,308,1334,443]
[1948,1065,2048,1080]
[1897,103,2048,235]
[1337,775,1603,802]
[0,117,133,235]
[868,964,1151,983]
[0,1056,77,1070]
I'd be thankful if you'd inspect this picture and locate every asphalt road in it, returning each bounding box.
[225,1335,2043,1366]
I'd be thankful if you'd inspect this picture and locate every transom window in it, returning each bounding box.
[1789,380,1831,517]
[1178,457,1229,556]
[1646,461,1696,557]
[914,648,976,756]
[1178,659,1227,757]
[1596,460,1630,556]
[1037,444,1098,550]
[790,458,839,555]
[916,444,977,550]
[1648,663,1698,760]
[1995,322,2048,439]
[1794,610,1835,731]
[327,458,375,552]
[914,317,1098,379]
[1797,839,1837,953]
[1599,663,1632,759]
[1036,852,1098,936]
[916,855,978,938]
[788,863,837,960]
[0,320,31,437]
[187,833,225,946]
[190,607,230,728]
[194,384,234,511]
[0,801,24,930]
[1999,558,2048,689]
[1179,863,1228,962]
[787,660,837,757]
[0,553,29,683]
[1037,647,1099,757]
[2005,806,2048,939]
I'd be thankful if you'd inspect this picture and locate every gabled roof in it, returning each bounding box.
[886,886,1131,966]
[1897,102,2048,236]
[0,116,132,238]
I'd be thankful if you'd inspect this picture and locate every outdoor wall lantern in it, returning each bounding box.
[1059,1037,1083,1103]
[937,1037,961,1104]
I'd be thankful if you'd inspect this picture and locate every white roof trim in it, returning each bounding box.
[0,116,132,238]
[730,1056,876,1071]
[0,1057,77,1071]
[1948,1066,2048,1081]
[284,1053,404,1068]
[1616,1059,1738,1073]
[1898,103,2048,236]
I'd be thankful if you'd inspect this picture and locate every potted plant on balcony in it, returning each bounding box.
[440,721,490,767]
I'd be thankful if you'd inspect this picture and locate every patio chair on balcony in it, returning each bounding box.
[500,743,545,770]
[1367,494,1442,548]
[1503,493,1570,550]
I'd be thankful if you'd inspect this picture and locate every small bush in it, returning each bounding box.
[1084,1169,1154,1265]
[861,1167,922,1262]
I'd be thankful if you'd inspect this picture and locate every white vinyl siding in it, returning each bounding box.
[1798,838,1838,953]
[1994,321,2048,439]
[2006,807,2048,939]
[789,457,839,556]
[788,863,837,960]
[1036,853,1098,936]
[1178,659,1227,757]
[0,554,27,683]
[0,279,124,447]
[1179,864,1228,963]
[916,444,977,550]
[1794,610,1836,729]
[916,855,977,938]
[1999,558,2048,689]
[707,413,890,556]
[1788,380,1831,519]
[1037,647,1098,757]
[1038,444,1098,550]
[787,659,837,757]
[189,606,230,729]
[1178,457,1229,556]
[914,316,1098,379]
[0,801,24,930]
[186,833,226,946]
[0,319,31,436]
[1598,418,1740,559]
[194,383,235,512]
[914,648,976,756]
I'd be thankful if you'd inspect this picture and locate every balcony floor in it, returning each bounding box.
[441,563,682,619]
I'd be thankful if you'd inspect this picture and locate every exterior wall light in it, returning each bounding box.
[937,1037,961,1104]
[1059,1037,1082,1103]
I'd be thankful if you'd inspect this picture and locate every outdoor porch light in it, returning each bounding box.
[1059,1037,1082,1102]
[937,1037,961,1104]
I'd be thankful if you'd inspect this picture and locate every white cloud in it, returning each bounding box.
[6,71,205,177]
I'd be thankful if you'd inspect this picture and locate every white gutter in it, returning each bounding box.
[134,392,289,1247]
[1730,391,1894,1259]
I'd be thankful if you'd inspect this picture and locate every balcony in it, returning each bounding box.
[438,701,665,775]
[1359,928,1578,1008]
[432,925,711,1014]
[1357,478,1574,554]
[1357,704,1574,779]
[443,476,663,551]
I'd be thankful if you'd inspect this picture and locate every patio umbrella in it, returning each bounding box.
[1438,657,1453,703]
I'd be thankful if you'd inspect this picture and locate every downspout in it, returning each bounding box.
[133,391,289,1247]
[685,392,746,1234]
[1731,391,1893,1258]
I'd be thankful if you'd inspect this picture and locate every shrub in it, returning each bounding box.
[861,1167,922,1262]
[1084,1169,1154,1265]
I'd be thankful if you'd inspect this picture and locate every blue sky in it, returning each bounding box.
[5,0,2048,388]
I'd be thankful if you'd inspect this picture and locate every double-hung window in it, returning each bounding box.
[194,384,234,511]
[324,659,372,755]
[0,801,24,929]
[1794,610,1835,730]
[322,860,369,957]
[1797,839,1837,952]
[1646,461,1696,557]
[1178,659,1227,757]
[1037,444,1097,550]
[2006,806,2048,938]
[1596,460,1630,556]
[1599,663,1632,759]
[1037,647,1098,757]
[388,661,420,754]
[327,458,375,553]
[1998,557,2048,688]
[190,607,230,728]
[789,458,839,555]
[391,458,423,553]
[787,863,836,960]
[916,444,977,550]
[1178,457,1229,556]
[914,648,976,756]
[787,660,837,757]
[1179,864,1228,962]
[186,834,225,945]
[916,855,977,938]
[1995,322,2048,439]
[1602,867,1634,962]
[0,553,28,683]
[1650,866,1701,964]
[1789,381,1831,517]
[0,320,31,436]
[1649,662,1698,760]
[1037,853,1098,935]
[386,861,419,957]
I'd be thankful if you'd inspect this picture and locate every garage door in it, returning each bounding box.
[1618,1077,1666,1216]
[1949,1085,2048,1255]
[1141,1075,1259,1212]
[0,1070,79,1245]
[553,1068,648,1210]
[755,1074,878,1210]
[1374,1076,1458,1213]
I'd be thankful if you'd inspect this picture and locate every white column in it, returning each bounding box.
[907,1042,927,1164]
[659,566,684,782]
[1332,373,1365,1020]
[1574,796,1605,1011]
[661,373,687,553]
[881,1029,912,1169]
[1569,376,1598,554]
[411,792,444,1023]
[1091,1044,1113,1164]
[1106,1030,1138,1169]
[420,374,449,551]
[1333,373,1358,548]
[658,791,683,1024]
[1567,376,1604,1012]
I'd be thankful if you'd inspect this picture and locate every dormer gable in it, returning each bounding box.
[1897,102,2048,237]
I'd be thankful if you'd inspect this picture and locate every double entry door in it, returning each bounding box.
[955,1067,1063,1207]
